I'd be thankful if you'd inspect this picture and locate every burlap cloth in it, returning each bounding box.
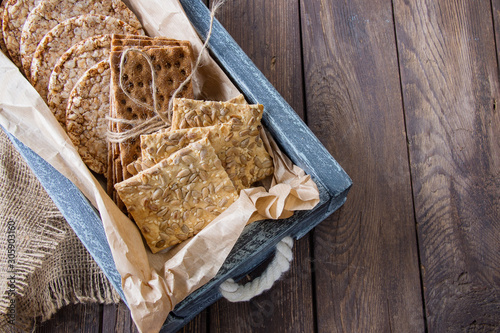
[0,129,121,332]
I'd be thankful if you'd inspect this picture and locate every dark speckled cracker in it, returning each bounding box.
[110,42,194,181]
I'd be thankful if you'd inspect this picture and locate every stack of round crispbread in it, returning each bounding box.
[0,0,145,175]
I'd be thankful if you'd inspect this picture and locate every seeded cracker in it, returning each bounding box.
[47,35,112,128]
[171,98,263,130]
[110,44,193,180]
[141,123,274,192]
[125,95,247,178]
[111,34,192,51]
[66,60,110,175]
[2,0,40,69]
[19,0,142,79]
[115,138,239,253]
[107,35,188,202]
[31,15,140,103]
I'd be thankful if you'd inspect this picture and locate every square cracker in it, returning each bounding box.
[114,137,239,253]
[170,98,263,130]
[110,44,194,180]
[140,123,274,192]
[111,34,192,51]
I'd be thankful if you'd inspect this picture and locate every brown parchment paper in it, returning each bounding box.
[0,1,320,332]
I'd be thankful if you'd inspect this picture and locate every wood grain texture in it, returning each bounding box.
[300,0,425,331]
[101,302,139,333]
[394,0,500,331]
[207,0,313,332]
[35,303,101,333]
[210,237,314,333]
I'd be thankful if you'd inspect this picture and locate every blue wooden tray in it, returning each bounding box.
[4,0,352,331]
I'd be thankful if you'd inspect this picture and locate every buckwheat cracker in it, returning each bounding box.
[47,34,112,128]
[110,44,193,180]
[20,0,142,79]
[141,123,274,192]
[170,98,263,131]
[66,60,110,175]
[115,138,239,253]
[31,14,139,103]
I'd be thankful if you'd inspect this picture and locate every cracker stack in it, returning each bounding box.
[0,0,278,251]
[113,94,275,251]
[108,34,194,209]
[115,137,239,253]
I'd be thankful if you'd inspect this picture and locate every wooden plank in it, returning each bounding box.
[210,237,314,332]
[101,302,139,333]
[300,0,425,332]
[492,1,500,78]
[35,303,101,333]
[394,0,500,331]
[206,0,314,332]
[177,310,207,333]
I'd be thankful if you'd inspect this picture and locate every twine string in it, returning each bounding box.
[167,0,226,112]
[107,0,226,144]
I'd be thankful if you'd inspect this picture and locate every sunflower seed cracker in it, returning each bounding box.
[141,123,274,192]
[170,98,263,130]
[115,137,238,253]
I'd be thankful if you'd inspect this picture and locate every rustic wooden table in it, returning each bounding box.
[36,0,499,332]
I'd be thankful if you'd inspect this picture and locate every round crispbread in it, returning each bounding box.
[30,14,139,107]
[0,0,10,57]
[47,34,112,129]
[19,0,142,80]
[66,60,110,175]
[2,0,41,70]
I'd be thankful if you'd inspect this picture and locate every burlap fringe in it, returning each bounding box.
[0,130,120,332]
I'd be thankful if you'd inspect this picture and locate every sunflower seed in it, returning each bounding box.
[127,163,138,175]
[182,155,196,164]
[194,221,205,231]
[262,159,273,168]
[181,224,190,233]
[158,207,170,217]
[254,157,263,168]
[152,188,163,200]
[155,240,166,248]
[199,170,208,181]
[240,138,250,148]
[177,169,191,178]
[169,132,183,140]
[170,201,181,208]
[205,205,217,212]
[218,197,228,207]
